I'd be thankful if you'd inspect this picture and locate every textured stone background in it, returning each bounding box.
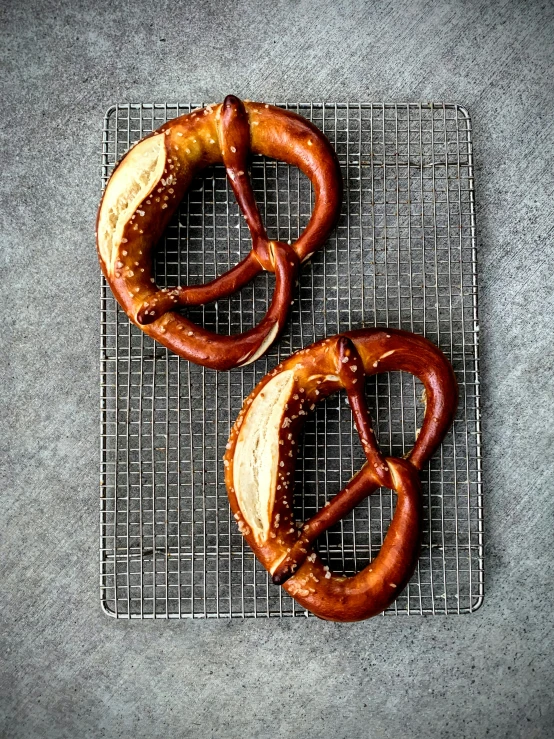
[2,0,553,737]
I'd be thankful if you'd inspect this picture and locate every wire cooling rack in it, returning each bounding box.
[100,102,483,618]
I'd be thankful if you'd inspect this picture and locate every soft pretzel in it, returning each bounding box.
[96,96,342,370]
[224,329,458,621]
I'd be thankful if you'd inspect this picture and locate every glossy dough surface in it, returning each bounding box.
[96,97,342,370]
[224,329,458,621]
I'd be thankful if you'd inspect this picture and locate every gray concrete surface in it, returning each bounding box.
[2,0,554,736]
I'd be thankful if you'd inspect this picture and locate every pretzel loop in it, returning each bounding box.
[224,328,458,621]
[96,96,342,370]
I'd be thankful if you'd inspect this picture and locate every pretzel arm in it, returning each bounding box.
[219,95,273,269]
[285,458,423,622]
[272,464,379,584]
[136,252,262,325]
[336,336,393,488]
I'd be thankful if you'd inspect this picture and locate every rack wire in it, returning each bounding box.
[100,102,483,618]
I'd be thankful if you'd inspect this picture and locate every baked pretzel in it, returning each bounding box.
[96,96,342,370]
[224,329,458,621]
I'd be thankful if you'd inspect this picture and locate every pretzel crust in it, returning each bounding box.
[96,98,342,370]
[224,329,458,621]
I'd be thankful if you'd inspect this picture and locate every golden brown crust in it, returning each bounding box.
[96,96,342,370]
[224,328,458,621]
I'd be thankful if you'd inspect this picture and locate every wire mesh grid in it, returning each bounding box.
[100,102,483,618]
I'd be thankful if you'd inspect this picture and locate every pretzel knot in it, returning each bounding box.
[224,329,458,621]
[96,96,342,370]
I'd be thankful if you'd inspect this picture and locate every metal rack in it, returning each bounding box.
[100,102,483,618]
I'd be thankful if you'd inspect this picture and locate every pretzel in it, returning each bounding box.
[96,96,342,370]
[224,329,458,621]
